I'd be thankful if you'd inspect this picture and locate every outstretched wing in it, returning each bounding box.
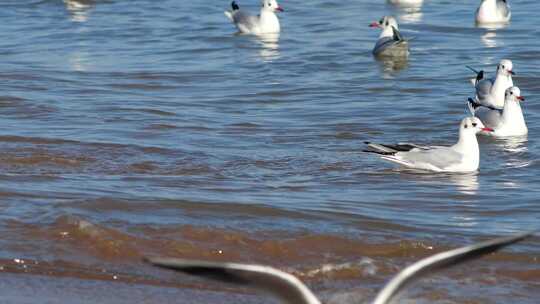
[372,231,534,304]
[145,258,321,304]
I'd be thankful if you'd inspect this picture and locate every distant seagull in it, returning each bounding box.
[467,59,515,109]
[469,86,528,137]
[369,16,410,58]
[364,117,493,173]
[224,0,284,35]
[146,232,533,304]
[475,0,511,25]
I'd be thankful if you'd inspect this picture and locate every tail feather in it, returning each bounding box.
[466,66,484,86]
[363,142,398,155]
[467,98,478,116]
[225,1,239,21]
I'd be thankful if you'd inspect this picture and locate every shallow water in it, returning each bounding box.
[0,0,539,303]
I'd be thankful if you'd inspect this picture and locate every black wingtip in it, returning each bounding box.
[231,1,240,10]
[468,97,480,110]
[392,26,404,42]
[476,70,484,83]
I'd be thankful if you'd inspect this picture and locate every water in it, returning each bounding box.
[0,0,538,303]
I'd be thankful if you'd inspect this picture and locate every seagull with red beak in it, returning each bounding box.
[224,0,284,35]
[469,86,528,137]
[369,16,410,58]
[364,117,493,172]
[468,59,515,109]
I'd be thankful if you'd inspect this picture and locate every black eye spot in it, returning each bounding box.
[386,21,389,26]
[268,3,271,6]
[464,124,468,129]
[472,123,477,127]
[511,91,514,95]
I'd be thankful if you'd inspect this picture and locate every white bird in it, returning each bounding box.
[224,0,283,35]
[475,0,511,25]
[146,232,533,304]
[369,16,410,58]
[364,117,493,173]
[468,59,515,109]
[469,86,528,137]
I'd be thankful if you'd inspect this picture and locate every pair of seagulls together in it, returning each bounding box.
[371,0,512,58]
[147,232,533,304]
[468,59,527,137]
[366,59,527,173]
[224,0,409,58]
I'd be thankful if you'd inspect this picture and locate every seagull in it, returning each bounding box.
[469,86,528,137]
[369,16,410,58]
[146,232,533,304]
[467,59,515,109]
[475,0,511,25]
[224,0,283,35]
[363,117,493,173]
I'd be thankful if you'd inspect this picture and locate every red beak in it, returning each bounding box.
[276,6,284,12]
[482,127,494,132]
[517,96,525,101]
[509,70,515,75]
[369,22,380,28]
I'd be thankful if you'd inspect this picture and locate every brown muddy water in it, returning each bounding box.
[0,0,539,303]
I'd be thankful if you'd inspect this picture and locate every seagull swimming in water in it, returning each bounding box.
[224,0,284,35]
[364,117,493,173]
[469,86,528,137]
[468,59,515,109]
[475,0,511,25]
[146,232,533,304]
[369,16,410,58]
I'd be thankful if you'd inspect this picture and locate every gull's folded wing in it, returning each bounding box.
[145,258,321,304]
[372,231,534,304]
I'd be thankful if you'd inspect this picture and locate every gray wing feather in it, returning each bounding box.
[397,147,463,170]
[145,258,321,304]
[372,231,534,304]
[475,78,494,102]
[475,107,503,129]
[373,37,409,57]
[232,11,259,32]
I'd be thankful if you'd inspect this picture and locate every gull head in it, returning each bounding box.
[461,117,493,134]
[497,59,514,76]
[370,16,399,31]
[505,86,525,104]
[261,0,283,12]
